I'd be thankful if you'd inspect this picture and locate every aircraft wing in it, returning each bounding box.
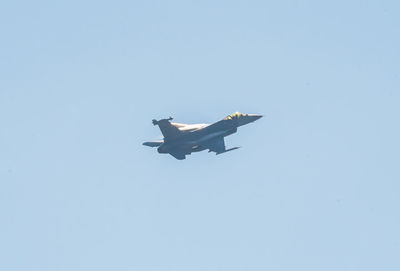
[201,137,226,154]
[169,149,186,160]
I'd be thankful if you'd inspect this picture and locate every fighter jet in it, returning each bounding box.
[143,112,262,160]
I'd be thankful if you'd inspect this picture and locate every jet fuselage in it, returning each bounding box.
[157,119,238,154]
[143,112,262,160]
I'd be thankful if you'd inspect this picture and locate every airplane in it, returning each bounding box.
[143,112,262,160]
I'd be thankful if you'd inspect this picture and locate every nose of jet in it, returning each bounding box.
[247,114,263,122]
[237,114,263,126]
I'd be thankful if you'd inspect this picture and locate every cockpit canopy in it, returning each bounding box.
[223,112,247,120]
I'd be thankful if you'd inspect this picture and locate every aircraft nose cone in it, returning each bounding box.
[248,114,263,122]
[237,114,263,127]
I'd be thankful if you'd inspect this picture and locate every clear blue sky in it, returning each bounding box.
[1,1,399,270]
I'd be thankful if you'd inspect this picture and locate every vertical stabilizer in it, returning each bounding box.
[152,117,182,140]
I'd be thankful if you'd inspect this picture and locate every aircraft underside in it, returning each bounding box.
[161,135,240,160]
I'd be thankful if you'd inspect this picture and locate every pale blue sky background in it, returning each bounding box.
[1,1,399,270]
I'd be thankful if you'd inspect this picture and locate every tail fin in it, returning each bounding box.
[152,117,182,140]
